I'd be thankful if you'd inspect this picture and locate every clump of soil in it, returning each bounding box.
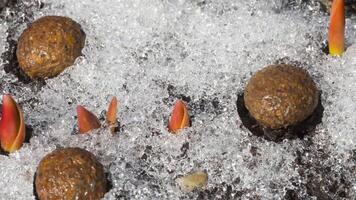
[35,147,108,200]
[16,16,86,79]
[244,64,319,129]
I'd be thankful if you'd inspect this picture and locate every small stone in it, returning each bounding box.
[16,16,86,79]
[244,64,318,129]
[176,171,208,192]
[35,147,108,200]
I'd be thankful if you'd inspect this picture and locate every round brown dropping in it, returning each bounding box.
[35,147,108,200]
[244,64,319,129]
[16,16,86,79]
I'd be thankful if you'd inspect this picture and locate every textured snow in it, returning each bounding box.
[0,0,355,199]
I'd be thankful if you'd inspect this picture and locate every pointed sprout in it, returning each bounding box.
[168,100,190,134]
[328,0,345,56]
[106,97,118,133]
[0,95,26,153]
[76,105,101,134]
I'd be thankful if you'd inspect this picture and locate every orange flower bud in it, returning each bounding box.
[168,100,190,134]
[76,105,101,134]
[0,95,26,153]
[106,97,118,133]
[328,0,345,56]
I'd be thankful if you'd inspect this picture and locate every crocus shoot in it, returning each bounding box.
[328,0,345,56]
[106,97,118,133]
[168,100,190,134]
[0,95,26,153]
[77,105,101,134]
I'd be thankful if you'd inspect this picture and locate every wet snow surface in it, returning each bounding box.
[0,0,356,199]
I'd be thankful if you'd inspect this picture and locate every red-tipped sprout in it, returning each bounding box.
[106,97,118,133]
[168,100,190,134]
[76,105,101,134]
[328,0,345,56]
[0,95,26,153]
